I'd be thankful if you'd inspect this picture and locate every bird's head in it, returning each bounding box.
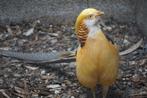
[75,8,104,29]
[75,8,104,47]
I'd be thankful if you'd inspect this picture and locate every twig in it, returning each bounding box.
[129,93,147,97]
[24,80,29,98]
[119,39,143,56]
[0,89,10,98]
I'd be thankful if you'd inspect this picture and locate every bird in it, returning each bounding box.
[75,8,119,98]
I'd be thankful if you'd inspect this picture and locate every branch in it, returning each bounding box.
[119,39,143,56]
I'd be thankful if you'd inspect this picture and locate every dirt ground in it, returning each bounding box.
[0,20,147,98]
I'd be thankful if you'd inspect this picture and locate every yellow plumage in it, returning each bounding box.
[75,8,119,98]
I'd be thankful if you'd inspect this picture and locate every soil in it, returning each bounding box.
[0,20,147,98]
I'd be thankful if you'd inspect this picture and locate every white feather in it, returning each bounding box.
[84,19,102,38]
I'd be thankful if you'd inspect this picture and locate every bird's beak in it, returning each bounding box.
[98,11,104,16]
[96,11,104,16]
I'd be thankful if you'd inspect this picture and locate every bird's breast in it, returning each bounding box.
[76,31,119,88]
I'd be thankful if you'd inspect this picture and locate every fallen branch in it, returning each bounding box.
[119,39,143,56]
[0,89,10,98]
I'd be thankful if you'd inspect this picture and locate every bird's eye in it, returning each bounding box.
[88,15,93,19]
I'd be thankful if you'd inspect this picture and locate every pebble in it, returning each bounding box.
[55,90,60,94]
[61,94,70,98]
[23,28,34,36]
[6,25,13,35]
[139,68,143,72]
[106,26,112,31]
[71,96,75,98]
[13,73,21,77]
[38,31,46,35]
[125,77,130,81]
[41,70,46,75]
[103,26,112,31]
[47,84,61,89]
[123,81,127,85]
[51,39,58,44]
[120,25,126,29]
[15,25,22,35]
[122,78,126,81]
[127,82,132,86]
[126,74,132,77]
[4,74,8,78]
[61,83,66,87]
[123,39,130,46]
[32,94,39,98]
[0,78,3,84]
[49,24,53,28]
[142,72,146,77]
[69,62,75,68]
[132,74,140,82]
[17,39,27,46]
[129,61,136,65]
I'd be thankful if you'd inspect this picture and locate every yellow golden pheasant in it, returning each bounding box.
[75,8,119,98]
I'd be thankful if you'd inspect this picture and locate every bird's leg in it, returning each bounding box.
[92,90,96,98]
[102,86,109,98]
[90,88,96,98]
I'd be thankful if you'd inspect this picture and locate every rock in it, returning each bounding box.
[123,39,130,46]
[23,28,34,36]
[55,90,60,94]
[47,84,61,89]
[50,39,58,44]
[47,84,61,94]
[131,74,140,83]
[13,73,21,77]
[0,78,3,84]
[71,96,75,98]
[69,62,75,68]
[41,70,46,75]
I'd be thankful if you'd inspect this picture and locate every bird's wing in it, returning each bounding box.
[105,34,114,44]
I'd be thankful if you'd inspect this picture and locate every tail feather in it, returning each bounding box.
[0,50,75,63]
